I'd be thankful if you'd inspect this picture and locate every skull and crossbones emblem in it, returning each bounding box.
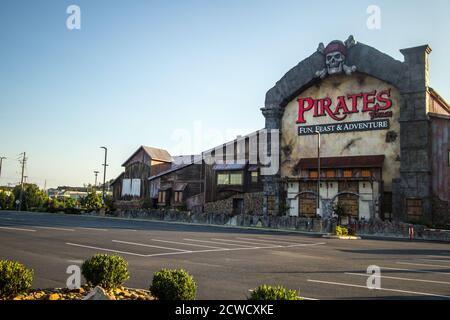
[315,36,357,79]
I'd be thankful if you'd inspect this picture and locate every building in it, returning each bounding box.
[111,146,173,200]
[148,155,203,211]
[202,131,264,215]
[259,36,449,226]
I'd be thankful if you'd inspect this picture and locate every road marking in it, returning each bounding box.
[418,258,450,264]
[65,242,148,257]
[345,272,450,285]
[307,279,450,299]
[183,238,256,248]
[67,260,84,264]
[112,240,190,252]
[0,226,36,232]
[285,242,326,248]
[235,237,301,245]
[35,226,75,232]
[397,262,450,268]
[150,239,225,249]
[381,266,450,276]
[77,227,108,232]
[211,238,282,247]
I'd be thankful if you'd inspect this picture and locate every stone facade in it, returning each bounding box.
[261,37,447,224]
[204,192,263,215]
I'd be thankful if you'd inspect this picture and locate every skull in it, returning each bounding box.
[325,51,345,75]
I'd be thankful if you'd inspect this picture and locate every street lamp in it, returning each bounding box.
[0,157,6,180]
[93,171,99,189]
[100,147,108,201]
[314,131,321,217]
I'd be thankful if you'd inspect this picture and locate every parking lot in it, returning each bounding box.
[1,211,449,300]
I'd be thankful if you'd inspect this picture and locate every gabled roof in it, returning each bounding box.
[148,155,201,181]
[122,146,173,167]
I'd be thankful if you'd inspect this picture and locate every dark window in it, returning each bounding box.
[217,172,243,186]
[251,171,259,183]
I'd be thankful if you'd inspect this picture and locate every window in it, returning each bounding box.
[217,173,229,185]
[343,169,352,178]
[230,173,243,185]
[309,171,318,178]
[217,172,243,186]
[174,191,183,203]
[158,191,166,203]
[251,171,259,183]
[326,170,335,178]
[361,169,371,178]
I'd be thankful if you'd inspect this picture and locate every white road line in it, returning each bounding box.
[418,258,450,264]
[77,227,108,232]
[183,238,256,248]
[0,226,36,232]
[235,237,300,245]
[67,260,84,264]
[285,242,326,248]
[381,266,450,276]
[66,242,148,257]
[397,262,450,268]
[211,238,282,247]
[345,272,450,285]
[145,244,287,257]
[150,239,225,249]
[427,255,450,258]
[251,235,325,244]
[112,240,190,252]
[35,226,75,232]
[307,279,450,299]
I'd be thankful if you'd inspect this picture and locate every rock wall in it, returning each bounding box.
[203,192,263,215]
[110,209,450,241]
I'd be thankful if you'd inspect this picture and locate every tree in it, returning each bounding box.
[82,192,103,210]
[12,184,48,211]
[0,192,15,210]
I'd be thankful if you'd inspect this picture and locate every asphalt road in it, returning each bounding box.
[1,211,450,300]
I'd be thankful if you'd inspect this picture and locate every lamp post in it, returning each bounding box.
[100,147,108,201]
[93,171,99,189]
[314,131,321,217]
[0,157,6,180]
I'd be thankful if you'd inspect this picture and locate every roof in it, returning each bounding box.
[122,146,173,167]
[297,155,385,169]
[173,182,188,191]
[148,155,201,181]
[212,163,246,171]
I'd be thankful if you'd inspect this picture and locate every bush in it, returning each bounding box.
[0,260,33,298]
[335,226,349,236]
[249,285,300,300]
[81,254,129,290]
[347,227,356,236]
[150,269,197,300]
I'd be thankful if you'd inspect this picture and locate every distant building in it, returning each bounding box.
[111,146,173,201]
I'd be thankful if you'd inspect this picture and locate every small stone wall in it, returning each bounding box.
[110,209,450,242]
[203,192,263,215]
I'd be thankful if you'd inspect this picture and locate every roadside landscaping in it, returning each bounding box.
[0,255,302,301]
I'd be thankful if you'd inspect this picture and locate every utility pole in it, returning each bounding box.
[19,152,26,211]
[0,156,6,181]
[100,147,108,201]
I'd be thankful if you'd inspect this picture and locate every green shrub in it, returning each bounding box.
[347,227,356,236]
[150,269,197,300]
[81,254,129,290]
[0,260,33,298]
[335,226,349,236]
[249,285,300,300]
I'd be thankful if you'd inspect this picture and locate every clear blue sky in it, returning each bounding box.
[0,0,449,188]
